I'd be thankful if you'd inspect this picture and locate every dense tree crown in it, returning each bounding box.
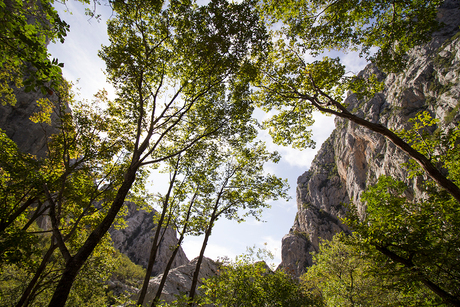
[258,0,442,72]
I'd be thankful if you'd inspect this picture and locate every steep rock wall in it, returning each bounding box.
[110,202,189,276]
[279,0,460,277]
[0,88,60,158]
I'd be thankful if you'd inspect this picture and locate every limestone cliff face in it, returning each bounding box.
[137,257,218,306]
[279,0,460,277]
[0,88,60,158]
[110,202,189,275]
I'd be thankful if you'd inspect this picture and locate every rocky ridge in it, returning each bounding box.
[279,0,460,277]
[137,257,218,306]
[110,202,189,275]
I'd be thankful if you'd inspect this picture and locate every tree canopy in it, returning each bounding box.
[258,0,443,72]
[1,0,460,305]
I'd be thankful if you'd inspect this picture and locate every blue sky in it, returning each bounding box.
[48,1,367,266]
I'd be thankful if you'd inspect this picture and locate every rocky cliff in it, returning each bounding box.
[110,202,189,275]
[279,0,460,277]
[0,88,60,158]
[136,257,218,305]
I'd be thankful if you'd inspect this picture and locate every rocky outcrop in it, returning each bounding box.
[279,0,460,277]
[136,257,218,305]
[0,88,60,158]
[110,202,189,276]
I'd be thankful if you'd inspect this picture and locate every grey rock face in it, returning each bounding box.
[0,88,60,158]
[109,202,189,276]
[136,257,218,306]
[279,1,460,277]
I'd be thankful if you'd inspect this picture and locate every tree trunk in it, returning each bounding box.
[136,212,169,305]
[188,216,215,305]
[152,198,194,306]
[16,241,57,307]
[46,166,138,307]
[151,233,186,306]
[137,164,180,306]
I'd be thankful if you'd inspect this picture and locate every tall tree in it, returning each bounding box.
[341,114,460,306]
[0,79,131,306]
[45,0,268,305]
[186,140,289,305]
[302,233,443,307]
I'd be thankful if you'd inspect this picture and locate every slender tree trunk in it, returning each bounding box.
[151,233,186,306]
[137,164,180,306]
[152,197,194,306]
[137,212,169,305]
[188,216,216,305]
[16,242,57,307]
[46,166,139,307]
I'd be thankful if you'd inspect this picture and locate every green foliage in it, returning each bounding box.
[302,233,444,306]
[397,111,460,183]
[345,73,385,101]
[0,77,134,305]
[0,231,117,307]
[345,175,460,302]
[305,110,460,306]
[0,130,44,266]
[199,247,312,307]
[111,250,145,288]
[251,39,385,149]
[259,0,442,73]
[0,0,68,104]
[0,0,115,105]
[186,140,289,236]
[251,0,445,156]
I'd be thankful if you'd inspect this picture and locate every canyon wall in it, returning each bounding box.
[279,0,460,277]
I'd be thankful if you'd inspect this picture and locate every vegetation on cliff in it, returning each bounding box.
[0,0,459,306]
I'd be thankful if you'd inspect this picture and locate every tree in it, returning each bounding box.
[0,0,69,104]
[0,0,111,105]
[302,233,442,307]
[250,1,460,304]
[43,0,268,305]
[342,175,460,306]
[302,112,460,306]
[178,139,289,305]
[200,247,312,307]
[0,77,134,306]
[249,24,460,203]
[136,152,192,306]
[337,113,460,306]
